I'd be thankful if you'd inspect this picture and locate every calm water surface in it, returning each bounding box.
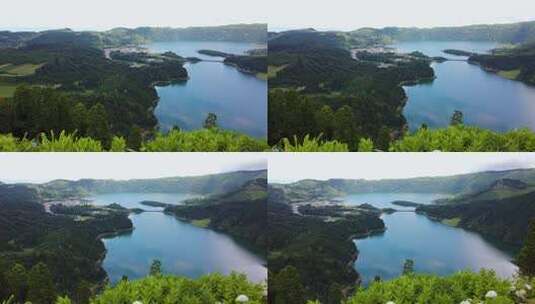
[345,192,518,285]
[95,193,266,283]
[147,41,267,137]
[393,41,535,132]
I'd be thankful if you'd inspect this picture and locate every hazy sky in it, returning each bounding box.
[0,153,266,183]
[0,0,266,31]
[269,0,535,31]
[2,1,534,31]
[269,153,535,183]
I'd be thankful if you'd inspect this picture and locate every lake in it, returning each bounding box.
[147,41,267,138]
[94,192,267,283]
[392,41,535,132]
[344,192,518,285]
[89,192,195,210]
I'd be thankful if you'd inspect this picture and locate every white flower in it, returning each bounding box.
[236,294,249,302]
[485,290,497,298]
[132,301,143,304]
[525,284,532,291]
[386,302,396,304]
[510,285,516,291]
[460,300,471,304]
[516,289,527,298]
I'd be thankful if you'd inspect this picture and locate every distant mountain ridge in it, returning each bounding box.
[0,24,267,48]
[16,170,267,200]
[273,168,535,202]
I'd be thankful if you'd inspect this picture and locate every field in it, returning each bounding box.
[497,69,521,80]
[0,82,18,97]
[0,63,44,76]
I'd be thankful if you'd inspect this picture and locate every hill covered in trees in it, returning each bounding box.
[268,188,385,303]
[0,24,267,151]
[268,22,535,152]
[0,183,132,303]
[268,30,434,151]
[166,177,268,251]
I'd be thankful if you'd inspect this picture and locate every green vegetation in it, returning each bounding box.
[0,83,17,98]
[391,125,535,152]
[166,178,268,250]
[0,128,268,152]
[0,26,267,151]
[0,183,132,302]
[441,217,461,227]
[268,26,535,152]
[344,270,534,304]
[469,43,535,85]
[191,218,211,228]
[268,196,385,302]
[517,219,535,277]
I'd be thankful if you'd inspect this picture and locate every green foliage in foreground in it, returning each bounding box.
[2,273,265,304]
[0,129,268,152]
[343,270,535,304]
[391,125,535,152]
[82,273,264,304]
[280,125,535,152]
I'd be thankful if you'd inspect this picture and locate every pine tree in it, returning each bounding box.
[402,259,415,275]
[87,103,111,147]
[75,280,92,304]
[272,266,305,304]
[450,110,464,126]
[127,126,143,151]
[203,113,218,129]
[149,259,162,276]
[27,262,56,304]
[517,219,535,277]
[314,105,335,139]
[327,282,343,304]
[5,263,27,303]
[71,102,89,136]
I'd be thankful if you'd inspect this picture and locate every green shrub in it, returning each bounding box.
[0,134,32,151]
[36,131,103,152]
[357,138,374,152]
[109,137,127,152]
[346,270,517,304]
[281,135,349,152]
[89,273,264,304]
[142,129,268,152]
[391,125,535,152]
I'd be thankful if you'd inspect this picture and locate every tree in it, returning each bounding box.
[517,219,535,277]
[272,266,305,304]
[87,103,111,147]
[70,102,89,135]
[27,263,56,304]
[314,105,335,138]
[450,110,464,126]
[149,259,162,276]
[203,113,218,129]
[402,259,415,275]
[5,263,27,303]
[75,280,92,304]
[333,105,357,149]
[127,126,143,151]
[327,282,343,304]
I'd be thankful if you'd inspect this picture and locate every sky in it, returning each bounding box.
[269,153,535,183]
[268,0,535,31]
[0,153,266,183]
[0,0,266,31]
[2,1,534,32]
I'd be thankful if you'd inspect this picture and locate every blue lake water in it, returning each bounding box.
[147,41,267,138]
[393,41,535,132]
[344,192,518,285]
[94,193,266,283]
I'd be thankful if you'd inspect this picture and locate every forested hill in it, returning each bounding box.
[165,177,268,251]
[417,189,535,246]
[274,168,535,202]
[355,20,535,44]
[0,24,267,48]
[26,169,267,200]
